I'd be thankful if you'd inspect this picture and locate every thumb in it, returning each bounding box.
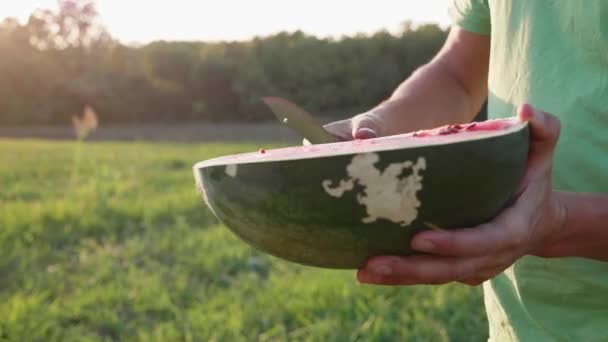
[318,112,384,144]
[518,103,561,179]
[351,113,382,140]
[519,104,561,148]
[322,118,356,142]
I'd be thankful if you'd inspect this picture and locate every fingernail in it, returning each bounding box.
[369,264,392,276]
[519,104,534,121]
[354,128,377,139]
[414,239,435,252]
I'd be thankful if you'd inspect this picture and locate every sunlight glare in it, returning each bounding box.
[0,0,451,43]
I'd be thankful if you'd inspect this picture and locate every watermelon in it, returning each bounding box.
[193,117,530,269]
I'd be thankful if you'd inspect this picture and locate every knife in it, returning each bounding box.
[262,97,339,144]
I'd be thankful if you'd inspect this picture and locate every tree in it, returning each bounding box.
[27,0,112,50]
[0,3,452,125]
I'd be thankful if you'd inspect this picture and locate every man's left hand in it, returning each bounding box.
[357,104,568,286]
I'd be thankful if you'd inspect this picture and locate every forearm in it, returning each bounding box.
[370,64,478,135]
[533,191,608,261]
[367,28,490,135]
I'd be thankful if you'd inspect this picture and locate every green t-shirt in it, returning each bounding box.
[449,1,608,341]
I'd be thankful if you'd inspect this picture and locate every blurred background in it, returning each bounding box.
[0,0,473,141]
[0,1,488,341]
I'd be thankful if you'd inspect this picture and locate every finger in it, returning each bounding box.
[458,266,506,286]
[458,278,485,286]
[411,207,528,257]
[357,255,486,285]
[322,119,355,141]
[352,113,383,139]
[458,277,487,286]
[518,104,561,180]
[354,127,378,140]
[518,104,561,147]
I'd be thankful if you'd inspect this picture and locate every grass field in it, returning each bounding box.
[0,139,488,341]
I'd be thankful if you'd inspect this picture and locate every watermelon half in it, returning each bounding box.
[193,117,530,269]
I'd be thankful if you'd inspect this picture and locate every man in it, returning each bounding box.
[325,1,608,340]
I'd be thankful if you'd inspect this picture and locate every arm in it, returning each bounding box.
[324,26,490,140]
[377,26,490,133]
[533,192,608,261]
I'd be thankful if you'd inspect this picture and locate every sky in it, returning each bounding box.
[0,1,452,44]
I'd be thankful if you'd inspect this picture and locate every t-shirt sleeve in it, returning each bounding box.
[449,0,491,35]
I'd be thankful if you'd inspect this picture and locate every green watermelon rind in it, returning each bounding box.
[194,122,530,269]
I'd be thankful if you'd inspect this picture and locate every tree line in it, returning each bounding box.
[0,1,455,125]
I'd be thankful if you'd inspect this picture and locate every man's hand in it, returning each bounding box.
[318,27,491,141]
[322,111,385,141]
[354,104,568,286]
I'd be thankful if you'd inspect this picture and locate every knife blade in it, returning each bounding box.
[262,97,339,144]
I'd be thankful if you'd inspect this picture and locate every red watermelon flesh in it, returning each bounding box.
[198,117,525,168]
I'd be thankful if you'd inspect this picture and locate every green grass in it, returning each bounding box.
[0,139,488,341]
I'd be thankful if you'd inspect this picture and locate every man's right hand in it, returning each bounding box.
[315,26,491,145]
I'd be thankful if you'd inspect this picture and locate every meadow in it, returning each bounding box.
[0,138,487,341]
